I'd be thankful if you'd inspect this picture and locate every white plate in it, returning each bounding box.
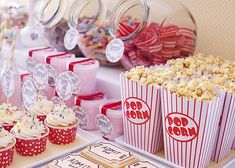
[23,128,99,168]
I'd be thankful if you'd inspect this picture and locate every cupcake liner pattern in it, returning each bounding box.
[212,92,235,162]
[121,75,164,154]
[1,124,14,132]
[161,88,224,168]
[47,125,77,145]
[15,135,48,156]
[37,115,47,123]
[0,145,15,167]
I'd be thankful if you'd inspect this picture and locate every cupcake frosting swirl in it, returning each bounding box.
[0,103,25,125]
[0,127,14,149]
[11,114,47,139]
[46,104,77,127]
[29,95,55,115]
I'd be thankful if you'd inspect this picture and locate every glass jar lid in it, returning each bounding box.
[34,0,68,28]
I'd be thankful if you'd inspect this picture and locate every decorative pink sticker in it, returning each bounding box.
[96,114,113,139]
[55,72,73,101]
[165,112,199,142]
[33,64,48,90]
[1,70,15,97]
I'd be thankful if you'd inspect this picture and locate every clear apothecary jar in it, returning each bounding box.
[34,0,82,55]
[68,0,120,65]
[69,0,197,68]
[108,0,197,69]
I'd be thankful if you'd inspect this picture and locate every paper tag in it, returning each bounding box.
[64,28,79,50]
[73,106,88,129]
[51,96,63,105]
[55,72,73,100]
[25,58,36,74]
[33,64,48,90]
[106,38,124,63]
[46,64,57,86]
[22,79,37,109]
[1,70,15,97]
[67,71,80,94]
[96,114,113,139]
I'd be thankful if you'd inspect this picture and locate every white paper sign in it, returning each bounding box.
[64,28,79,50]
[46,64,57,86]
[55,72,73,100]
[106,38,124,63]
[73,106,88,129]
[22,79,37,109]
[96,114,113,139]
[67,71,80,94]
[25,57,36,74]
[1,70,15,97]
[33,64,48,89]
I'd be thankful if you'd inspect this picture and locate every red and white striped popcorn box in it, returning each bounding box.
[232,139,235,150]
[161,88,224,168]
[120,74,164,154]
[212,92,235,162]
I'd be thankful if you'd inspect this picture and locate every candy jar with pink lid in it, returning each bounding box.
[34,0,82,56]
[68,0,120,65]
[107,0,197,70]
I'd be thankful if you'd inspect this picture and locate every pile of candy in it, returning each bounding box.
[118,17,196,70]
[44,19,82,56]
[79,20,115,65]
[125,54,235,101]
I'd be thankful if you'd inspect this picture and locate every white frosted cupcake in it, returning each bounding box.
[45,104,79,145]
[0,103,25,132]
[11,114,49,156]
[29,95,55,122]
[0,127,16,167]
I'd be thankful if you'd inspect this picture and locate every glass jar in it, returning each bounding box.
[34,0,82,55]
[108,0,197,69]
[68,0,119,65]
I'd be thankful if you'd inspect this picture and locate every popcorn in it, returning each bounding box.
[124,53,234,100]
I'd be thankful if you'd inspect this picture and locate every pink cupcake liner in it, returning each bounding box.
[0,136,16,167]
[1,123,15,132]
[45,121,78,145]
[37,115,47,123]
[13,127,49,156]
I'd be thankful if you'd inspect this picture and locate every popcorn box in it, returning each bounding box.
[161,88,224,168]
[120,75,164,154]
[212,92,235,162]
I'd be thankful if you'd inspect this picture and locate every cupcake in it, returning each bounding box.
[11,114,49,156]
[28,95,55,122]
[0,103,25,132]
[45,104,79,145]
[0,127,16,167]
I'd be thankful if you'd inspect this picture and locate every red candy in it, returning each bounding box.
[117,18,196,70]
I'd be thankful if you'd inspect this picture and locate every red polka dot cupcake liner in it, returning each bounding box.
[37,115,47,123]
[45,121,78,145]
[14,127,49,156]
[1,123,15,132]
[0,136,16,168]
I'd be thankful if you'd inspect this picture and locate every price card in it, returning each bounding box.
[67,71,80,94]
[33,64,48,90]
[1,70,15,97]
[22,79,37,109]
[25,57,36,75]
[106,38,124,63]
[55,72,73,100]
[46,64,57,86]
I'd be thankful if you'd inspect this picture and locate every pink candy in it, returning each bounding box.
[118,19,196,70]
